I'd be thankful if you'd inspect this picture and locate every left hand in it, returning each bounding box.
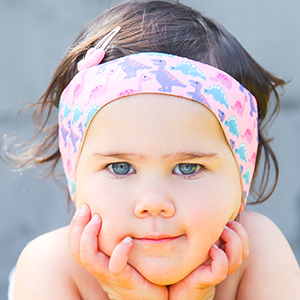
[168,221,249,300]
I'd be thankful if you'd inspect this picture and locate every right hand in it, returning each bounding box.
[68,204,168,300]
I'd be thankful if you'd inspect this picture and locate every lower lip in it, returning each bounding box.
[134,236,182,244]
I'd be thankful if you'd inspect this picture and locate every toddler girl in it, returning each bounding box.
[7,1,300,299]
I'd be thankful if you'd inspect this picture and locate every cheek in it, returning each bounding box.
[77,174,133,255]
[174,174,240,242]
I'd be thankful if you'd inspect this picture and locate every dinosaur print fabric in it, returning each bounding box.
[58,52,258,203]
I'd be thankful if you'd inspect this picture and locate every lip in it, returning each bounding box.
[134,234,183,244]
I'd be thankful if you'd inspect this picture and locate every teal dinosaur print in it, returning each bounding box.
[224,116,239,137]
[170,61,206,80]
[203,85,229,109]
[73,105,83,124]
[85,105,100,128]
[70,179,75,196]
[58,97,63,112]
[234,143,247,162]
[243,168,251,185]
[63,103,71,119]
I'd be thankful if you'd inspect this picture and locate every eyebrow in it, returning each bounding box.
[91,151,218,162]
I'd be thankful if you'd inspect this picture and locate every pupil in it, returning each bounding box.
[179,163,197,175]
[112,162,130,175]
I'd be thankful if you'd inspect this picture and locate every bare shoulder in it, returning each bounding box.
[14,227,106,300]
[237,210,300,299]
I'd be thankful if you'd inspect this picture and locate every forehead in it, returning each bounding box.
[84,94,227,152]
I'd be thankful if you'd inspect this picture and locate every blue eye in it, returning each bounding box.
[108,162,134,175]
[173,163,200,175]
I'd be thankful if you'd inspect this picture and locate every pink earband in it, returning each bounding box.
[58,31,258,204]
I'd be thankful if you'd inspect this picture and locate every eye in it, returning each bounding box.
[173,163,201,176]
[108,162,135,176]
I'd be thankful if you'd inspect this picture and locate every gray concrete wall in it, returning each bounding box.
[0,0,299,298]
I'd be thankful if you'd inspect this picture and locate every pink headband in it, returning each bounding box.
[58,52,258,204]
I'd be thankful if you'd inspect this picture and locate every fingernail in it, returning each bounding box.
[79,204,88,216]
[213,244,218,249]
[225,225,230,230]
[227,219,233,223]
[90,214,100,223]
[122,236,132,244]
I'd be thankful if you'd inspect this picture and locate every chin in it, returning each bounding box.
[128,256,192,285]
[138,267,185,285]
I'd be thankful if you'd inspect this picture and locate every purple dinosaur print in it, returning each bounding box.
[60,115,69,147]
[239,165,243,175]
[68,120,79,153]
[229,139,235,149]
[78,122,84,142]
[119,57,152,79]
[150,59,187,92]
[218,109,225,123]
[239,83,244,93]
[186,80,211,108]
[248,92,257,117]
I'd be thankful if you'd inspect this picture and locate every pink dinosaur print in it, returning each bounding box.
[84,68,117,107]
[118,74,152,96]
[241,121,256,145]
[231,93,248,118]
[66,143,72,174]
[72,71,85,105]
[248,152,256,165]
[210,72,232,89]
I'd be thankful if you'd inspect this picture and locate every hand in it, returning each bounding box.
[168,221,249,300]
[68,204,168,300]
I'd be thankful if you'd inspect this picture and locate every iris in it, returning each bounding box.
[111,162,131,175]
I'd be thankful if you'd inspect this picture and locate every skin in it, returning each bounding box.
[75,94,243,285]
[13,94,300,299]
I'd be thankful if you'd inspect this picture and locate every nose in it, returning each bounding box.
[134,187,175,218]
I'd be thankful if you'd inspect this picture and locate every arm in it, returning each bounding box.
[14,230,82,300]
[14,228,108,300]
[237,211,300,299]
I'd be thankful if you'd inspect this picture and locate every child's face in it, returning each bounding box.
[76,94,242,285]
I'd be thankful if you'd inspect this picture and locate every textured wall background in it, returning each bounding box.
[0,0,299,298]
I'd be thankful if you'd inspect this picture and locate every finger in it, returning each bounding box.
[208,244,228,283]
[109,237,133,274]
[80,214,110,276]
[183,244,228,288]
[220,225,243,274]
[69,204,91,260]
[109,237,138,285]
[226,220,249,260]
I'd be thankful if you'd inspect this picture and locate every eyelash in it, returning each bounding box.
[103,162,205,179]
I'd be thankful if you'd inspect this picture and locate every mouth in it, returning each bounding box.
[133,234,183,244]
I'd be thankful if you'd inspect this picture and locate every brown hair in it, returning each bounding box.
[2,0,285,204]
